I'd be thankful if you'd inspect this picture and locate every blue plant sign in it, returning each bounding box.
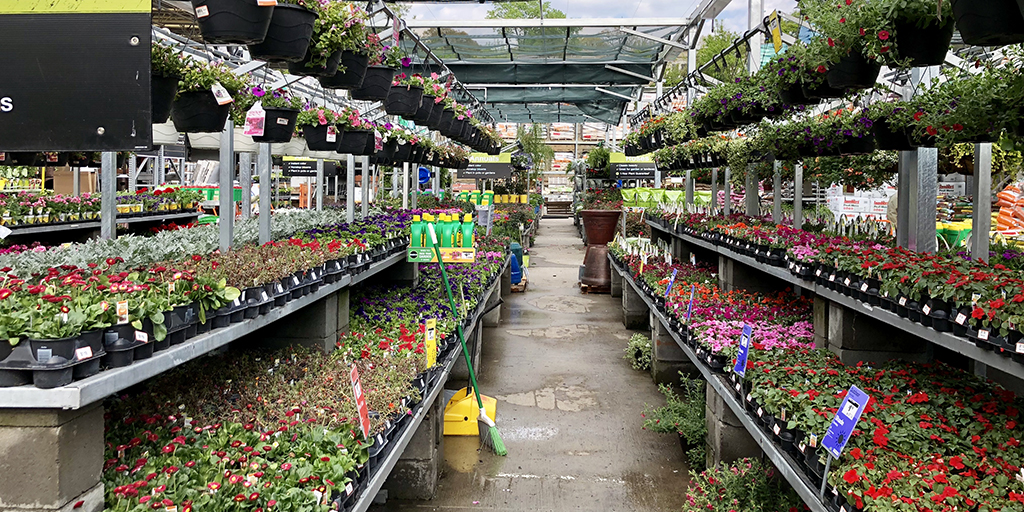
[822,385,870,459]
[685,285,696,323]
[664,269,678,298]
[733,324,752,376]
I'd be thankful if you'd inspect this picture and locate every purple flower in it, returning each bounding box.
[401,57,412,68]
[251,86,266,98]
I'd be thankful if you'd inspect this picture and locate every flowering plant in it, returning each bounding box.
[176,60,249,96]
[296,106,341,128]
[302,1,370,70]
[151,43,187,78]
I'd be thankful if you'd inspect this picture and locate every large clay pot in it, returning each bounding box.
[581,245,612,291]
[581,209,622,246]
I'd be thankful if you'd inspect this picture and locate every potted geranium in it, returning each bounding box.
[912,65,1024,146]
[247,0,318,63]
[190,0,273,45]
[288,2,368,78]
[797,2,881,90]
[170,61,249,133]
[151,44,187,124]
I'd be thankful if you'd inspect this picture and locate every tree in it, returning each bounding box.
[486,1,566,20]
[696,29,748,83]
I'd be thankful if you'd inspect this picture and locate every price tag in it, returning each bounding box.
[815,268,822,276]
[746,393,752,402]
[809,434,818,447]
[243,102,266,137]
[292,276,300,286]
[1017,342,1024,354]
[345,482,354,496]
[276,283,284,294]
[844,278,851,286]
[350,366,371,440]
[424,318,437,368]
[829,274,836,282]
[735,382,742,393]
[194,4,210,17]
[210,82,234,105]
[756,407,763,418]
[798,442,807,454]
[135,331,149,343]
[257,0,277,5]
[860,283,869,292]
[899,297,907,306]
[956,313,967,325]
[116,300,130,324]
[773,423,782,435]
[376,434,384,445]
[979,329,990,341]
[0,224,11,240]
[922,304,931,315]
[75,347,93,359]
[326,126,338,143]
[733,324,752,377]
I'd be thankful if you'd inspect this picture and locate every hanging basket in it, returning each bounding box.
[287,48,343,78]
[826,52,881,90]
[381,139,399,159]
[152,74,179,124]
[393,143,413,163]
[875,117,917,151]
[338,130,374,155]
[171,91,232,133]
[251,107,298,143]
[952,0,1024,46]
[5,152,41,166]
[318,51,370,90]
[42,152,69,166]
[801,80,844,100]
[247,3,317,63]
[838,135,877,156]
[409,95,436,124]
[191,0,274,45]
[893,17,955,67]
[384,85,423,117]
[778,81,818,106]
[426,102,446,129]
[350,66,394,101]
[302,123,340,151]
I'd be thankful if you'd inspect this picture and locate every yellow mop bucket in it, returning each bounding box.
[444,387,497,436]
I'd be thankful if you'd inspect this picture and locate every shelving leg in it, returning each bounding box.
[971,143,992,261]
[100,152,115,240]
[685,170,693,209]
[239,152,252,219]
[793,163,803,228]
[772,161,782,223]
[346,155,355,223]
[723,167,731,216]
[218,119,234,253]
[316,159,324,212]
[711,168,718,215]
[257,143,271,245]
[361,156,370,218]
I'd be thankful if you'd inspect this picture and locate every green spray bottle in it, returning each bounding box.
[423,213,436,248]
[439,214,453,248]
[461,213,475,248]
[411,215,424,248]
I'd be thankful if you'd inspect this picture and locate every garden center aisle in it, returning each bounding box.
[379,218,688,512]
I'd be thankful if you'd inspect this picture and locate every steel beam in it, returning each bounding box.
[100,152,116,240]
[723,167,731,216]
[406,18,693,28]
[218,118,234,253]
[595,87,636,101]
[347,155,355,223]
[239,152,252,219]
[258,143,271,245]
[793,163,803,229]
[617,26,689,50]
[604,64,658,83]
[971,143,992,261]
[316,159,324,212]
[773,161,782,223]
[361,156,370,218]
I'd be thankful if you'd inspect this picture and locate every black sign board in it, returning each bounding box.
[0,1,152,151]
[458,153,513,179]
[283,160,339,177]
[611,152,658,179]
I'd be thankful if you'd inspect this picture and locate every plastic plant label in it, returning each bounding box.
[257,0,277,5]
[746,393,752,402]
[734,382,742,393]
[773,423,781,435]
[733,324,752,377]
[194,5,210,17]
[311,490,323,506]
[424,318,437,368]
[690,253,696,266]
[350,366,371,439]
[756,407,763,417]
[116,300,129,324]
[922,304,931,315]
[231,298,241,308]
[346,482,354,495]
[165,506,178,512]
[829,274,836,282]
[1017,342,1024,354]
[798,442,806,454]
[0,225,11,240]
[899,297,907,306]
[809,434,818,447]
[136,331,149,343]
[210,82,234,105]
[861,283,869,292]
[292,276,300,286]
[243,102,266,137]
[376,434,384,445]
[979,329,990,341]
[664,269,678,298]
[972,293,982,306]
[37,348,52,361]
[685,285,696,324]
[326,126,337,143]
[781,407,786,421]
[822,385,870,459]
[956,313,967,325]
[844,278,851,286]
[75,347,93,360]
[815,268,822,276]
[276,283,284,294]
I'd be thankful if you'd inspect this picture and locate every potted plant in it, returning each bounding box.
[321,29,398,91]
[409,74,441,124]
[950,0,1024,46]
[385,72,425,117]
[151,44,187,124]
[796,2,880,89]
[246,0,318,63]
[190,0,274,44]
[866,100,920,151]
[288,2,368,78]
[912,65,1024,146]
[170,61,249,133]
[246,86,302,144]
[640,375,706,467]
[296,106,342,151]
[586,143,612,179]
[335,107,374,156]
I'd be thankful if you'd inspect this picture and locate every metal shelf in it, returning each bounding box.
[646,220,1024,380]
[5,212,201,236]
[610,258,829,512]
[0,251,407,410]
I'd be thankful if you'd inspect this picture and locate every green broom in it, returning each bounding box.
[428,225,507,456]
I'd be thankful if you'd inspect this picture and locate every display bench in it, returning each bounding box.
[609,257,830,512]
[646,219,1024,383]
[3,212,202,244]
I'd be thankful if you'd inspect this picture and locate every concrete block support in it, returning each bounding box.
[451,321,483,381]
[610,268,622,298]
[0,405,105,512]
[259,289,349,352]
[813,296,829,349]
[382,391,445,500]
[500,264,512,297]
[825,302,928,364]
[704,385,760,467]
[649,312,696,384]
[482,288,502,328]
[717,256,783,294]
[622,281,649,330]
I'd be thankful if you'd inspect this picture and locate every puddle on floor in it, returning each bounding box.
[505,324,593,339]
[528,295,593,314]
[496,383,598,412]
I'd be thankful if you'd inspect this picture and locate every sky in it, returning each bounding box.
[402,0,798,38]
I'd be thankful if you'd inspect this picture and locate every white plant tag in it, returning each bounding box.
[135,331,149,343]
[326,126,338,143]
[979,329,990,341]
[0,225,11,240]
[773,423,781,435]
[194,5,210,17]
[75,347,93,359]
[210,82,233,105]
[956,313,967,325]
[1017,342,1024,354]
[861,283,869,292]
[899,297,907,306]
[243,101,266,137]
[922,304,931,315]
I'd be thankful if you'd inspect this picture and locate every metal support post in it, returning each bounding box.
[747,0,764,74]
[793,163,803,228]
[316,159,324,211]
[128,157,137,192]
[100,152,116,240]
[239,152,252,219]
[218,118,234,253]
[334,175,339,202]
[654,166,661,189]
[73,167,81,197]
[723,167,731,216]
[346,155,355,223]
[361,156,369,217]
[897,150,913,248]
[685,170,693,209]
[745,165,757,216]
[908,148,938,253]
[433,166,440,194]
[392,166,399,198]
[711,168,718,214]
[412,171,418,209]
[772,161,782,223]
[157,144,166,185]
[402,162,409,209]
[971,143,992,261]
[257,144,271,245]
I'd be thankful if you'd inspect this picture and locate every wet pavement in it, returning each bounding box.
[379,218,690,512]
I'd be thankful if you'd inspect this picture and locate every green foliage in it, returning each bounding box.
[586,144,611,179]
[177,60,249,96]
[641,373,707,469]
[486,1,566,19]
[683,458,804,512]
[151,43,187,78]
[624,333,652,371]
[697,30,748,83]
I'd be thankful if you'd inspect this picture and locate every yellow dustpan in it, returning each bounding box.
[444,387,497,436]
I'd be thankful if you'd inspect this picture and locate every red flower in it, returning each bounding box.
[828,37,835,47]
[913,111,924,121]
[949,456,965,470]
[990,298,1005,309]
[952,123,964,132]
[817,65,828,74]
[878,30,890,40]
[233,494,247,502]
[972,307,985,319]
[839,17,845,23]
[843,469,860,484]
[1008,420,1017,429]
[859,27,866,36]
[926,126,938,136]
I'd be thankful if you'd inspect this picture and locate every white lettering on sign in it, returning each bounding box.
[0,97,12,113]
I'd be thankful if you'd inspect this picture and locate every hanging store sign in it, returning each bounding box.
[459,153,513,179]
[282,158,339,177]
[611,153,657,179]
[0,0,152,151]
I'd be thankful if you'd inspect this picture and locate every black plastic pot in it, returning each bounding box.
[4,152,41,166]
[335,129,372,155]
[951,0,1024,46]
[171,91,232,133]
[191,0,274,45]
[409,95,436,124]
[350,66,394,101]
[384,85,423,117]
[839,135,877,156]
[246,3,316,62]
[287,48,343,78]
[827,52,881,90]
[893,17,955,67]
[875,116,916,151]
[802,80,845,100]
[303,123,341,151]
[318,51,370,90]
[252,107,299,143]
[381,139,398,160]
[152,74,179,124]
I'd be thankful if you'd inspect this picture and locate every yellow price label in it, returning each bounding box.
[768,10,783,54]
[424,319,437,368]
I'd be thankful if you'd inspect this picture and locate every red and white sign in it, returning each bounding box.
[350,366,371,440]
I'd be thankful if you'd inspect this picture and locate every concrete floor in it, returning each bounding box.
[379,218,690,512]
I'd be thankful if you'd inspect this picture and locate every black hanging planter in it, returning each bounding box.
[826,52,881,90]
[318,51,370,90]
[5,152,41,166]
[152,74,180,124]
[394,143,413,162]
[838,135,877,156]
[338,130,374,155]
[951,0,1024,46]
[384,85,423,116]
[875,116,916,151]
[251,107,299,143]
[247,3,317,63]
[41,152,69,166]
[802,80,845,100]
[426,101,446,129]
[191,0,274,45]
[302,123,341,151]
[350,66,395,101]
[407,95,436,123]
[382,139,399,159]
[171,91,232,133]
[893,17,955,67]
[287,48,343,78]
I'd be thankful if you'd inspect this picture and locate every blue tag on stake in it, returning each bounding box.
[685,285,696,323]
[733,324,752,376]
[822,385,871,459]
[664,269,678,298]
